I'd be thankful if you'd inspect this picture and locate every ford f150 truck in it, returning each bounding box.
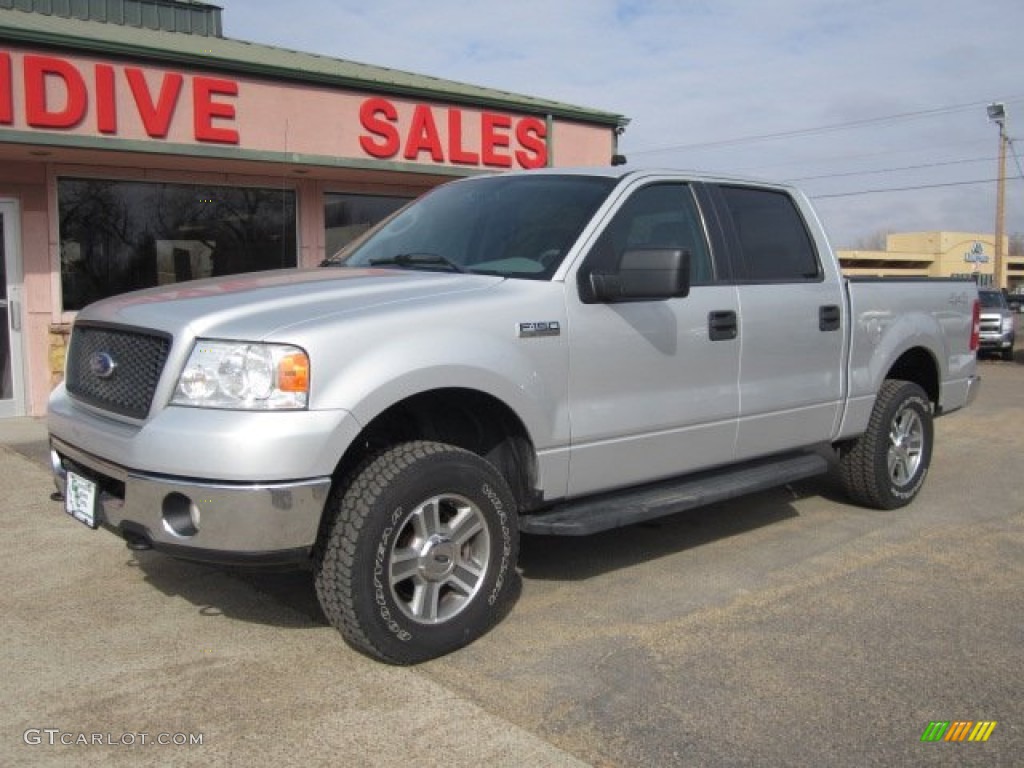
[977,288,1016,360]
[48,167,981,664]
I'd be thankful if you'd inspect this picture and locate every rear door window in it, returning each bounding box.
[716,186,821,282]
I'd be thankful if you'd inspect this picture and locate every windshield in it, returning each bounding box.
[979,290,1008,309]
[328,174,616,279]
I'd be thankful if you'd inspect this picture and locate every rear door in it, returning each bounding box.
[708,184,845,459]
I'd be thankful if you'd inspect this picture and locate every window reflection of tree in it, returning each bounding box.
[213,188,291,275]
[59,180,139,310]
[59,179,296,311]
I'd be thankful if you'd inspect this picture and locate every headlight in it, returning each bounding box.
[172,340,309,410]
[1002,317,1014,334]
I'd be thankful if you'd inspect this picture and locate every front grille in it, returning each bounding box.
[66,324,172,419]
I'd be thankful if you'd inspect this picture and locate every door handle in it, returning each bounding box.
[708,310,738,341]
[819,304,841,332]
[10,300,19,332]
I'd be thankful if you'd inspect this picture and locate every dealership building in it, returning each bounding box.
[838,232,1024,288]
[0,0,627,417]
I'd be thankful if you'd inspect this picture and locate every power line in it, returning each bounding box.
[811,178,1005,199]
[1009,138,1024,180]
[787,156,994,183]
[628,96,1024,156]
[735,137,993,176]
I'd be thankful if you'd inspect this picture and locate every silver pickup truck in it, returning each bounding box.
[49,167,981,663]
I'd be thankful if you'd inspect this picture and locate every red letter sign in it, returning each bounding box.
[193,76,239,144]
[447,109,479,165]
[359,97,400,158]
[0,53,11,124]
[481,112,512,168]
[403,104,444,161]
[515,117,548,169]
[94,64,117,134]
[126,68,183,138]
[24,55,87,128]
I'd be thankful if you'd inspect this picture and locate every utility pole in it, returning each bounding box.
[988,103,1007,289]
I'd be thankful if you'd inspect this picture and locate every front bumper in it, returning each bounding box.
[978,333,1015,350]
[51,437,331,566]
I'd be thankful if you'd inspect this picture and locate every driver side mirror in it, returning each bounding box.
[587,248,691,303]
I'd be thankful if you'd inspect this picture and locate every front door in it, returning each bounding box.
[0,201,26,418]
[565,181,740,496]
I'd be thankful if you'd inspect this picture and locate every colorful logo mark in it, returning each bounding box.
[921,721,997,742]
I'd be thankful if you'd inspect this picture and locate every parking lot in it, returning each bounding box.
[2,352,1021,767]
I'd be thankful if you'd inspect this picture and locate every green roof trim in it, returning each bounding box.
[0,126,486,177]
[0,9,629,127]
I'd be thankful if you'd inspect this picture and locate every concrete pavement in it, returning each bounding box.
[3,358,1022,767]
[0,417,589,768]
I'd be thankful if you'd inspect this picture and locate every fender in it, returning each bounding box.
[838,305,945,440]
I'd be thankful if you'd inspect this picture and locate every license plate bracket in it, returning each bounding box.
[65,471,98,529]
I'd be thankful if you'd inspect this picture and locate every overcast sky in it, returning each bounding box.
[223,0,1023,248]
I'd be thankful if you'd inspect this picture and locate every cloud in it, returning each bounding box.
[223,0,1024,245]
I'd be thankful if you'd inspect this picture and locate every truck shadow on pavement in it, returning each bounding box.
[518,478,829,581]
[129,552,330,628]
[120,477,835,631]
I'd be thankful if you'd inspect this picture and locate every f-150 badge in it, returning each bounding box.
[518,321,561,338]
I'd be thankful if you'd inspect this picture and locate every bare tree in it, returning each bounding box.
[850,231,889,251]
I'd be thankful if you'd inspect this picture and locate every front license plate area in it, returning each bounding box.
[65,471,98,529]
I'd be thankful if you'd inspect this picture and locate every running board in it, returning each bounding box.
[520,452,829,536]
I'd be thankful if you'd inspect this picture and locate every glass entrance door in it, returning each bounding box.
[0,201,26,417]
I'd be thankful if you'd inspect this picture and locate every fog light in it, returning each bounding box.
[162,492,200,538]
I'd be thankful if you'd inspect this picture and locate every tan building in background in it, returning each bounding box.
[838,232,1024,290]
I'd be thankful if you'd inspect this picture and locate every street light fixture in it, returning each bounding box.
[987,102,1007,289]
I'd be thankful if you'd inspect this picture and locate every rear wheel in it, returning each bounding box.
[838,380,933,510]
[315,441,519,664]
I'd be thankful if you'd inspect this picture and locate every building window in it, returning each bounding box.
[324,192,412,257]
[58,178,296,311]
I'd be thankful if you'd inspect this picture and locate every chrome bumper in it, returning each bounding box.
[51,437,331,566]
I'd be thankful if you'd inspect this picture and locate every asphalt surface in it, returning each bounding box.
[2,354,1022,767]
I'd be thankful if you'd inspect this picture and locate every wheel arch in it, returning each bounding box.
[331,387,540,512]
[885,346,940,406]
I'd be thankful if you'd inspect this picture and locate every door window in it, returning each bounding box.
[717,186,821,282]
[579,182,714,299]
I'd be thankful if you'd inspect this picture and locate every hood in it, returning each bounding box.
[75,267,505,340]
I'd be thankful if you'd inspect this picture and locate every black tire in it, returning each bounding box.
[315,441,519,664]
[838,380,933,510]
[1001,346,1014,362]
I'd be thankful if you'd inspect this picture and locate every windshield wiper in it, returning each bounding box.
[369,253,467,273]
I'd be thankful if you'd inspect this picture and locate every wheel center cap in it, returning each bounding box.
[419,535,456,580]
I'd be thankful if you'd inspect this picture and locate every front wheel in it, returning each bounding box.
[315,441,519,664]
[838,380,934,510]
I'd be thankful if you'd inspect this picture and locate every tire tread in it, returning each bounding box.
[838,379,931,510]
[315,441,516,664]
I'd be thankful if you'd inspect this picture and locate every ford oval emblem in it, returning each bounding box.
[88,351,118,380]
